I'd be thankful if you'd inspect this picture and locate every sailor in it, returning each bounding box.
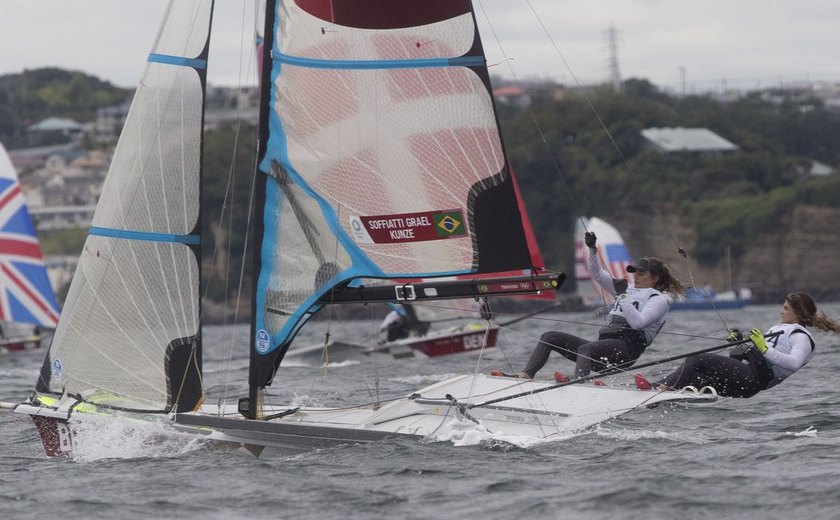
[380,304,429,342]
[636,292,840,397]
[493,231,685,380]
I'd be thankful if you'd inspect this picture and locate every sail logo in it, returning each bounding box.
[52,358,62,381]
[349,216,374,244]
[355,209,468,244]
[255,329,271,354]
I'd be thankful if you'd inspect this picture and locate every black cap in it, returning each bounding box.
[627,258,663,275]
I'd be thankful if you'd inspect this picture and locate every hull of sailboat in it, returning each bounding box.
[0,336,41,353]
[30,415,73,457]
[286,323,499,364]
[10,374,715,458]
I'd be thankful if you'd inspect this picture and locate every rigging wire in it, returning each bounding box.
[214,0,259,411]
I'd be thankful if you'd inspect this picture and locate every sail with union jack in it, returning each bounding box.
[0,142,60,328]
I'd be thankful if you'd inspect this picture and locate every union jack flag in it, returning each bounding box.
[0,155,60,328]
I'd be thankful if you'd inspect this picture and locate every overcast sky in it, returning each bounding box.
[2,1,838,94]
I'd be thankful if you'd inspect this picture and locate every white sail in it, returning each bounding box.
[0,142,60,344]
[38,0,212,411]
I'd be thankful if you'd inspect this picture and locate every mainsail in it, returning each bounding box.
[251,0,536,389]
[0,142,60,329]
[34,0,212,412]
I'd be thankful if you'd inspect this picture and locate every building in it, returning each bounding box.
[28,205,97,231]
[641,127,738,156]
[492,85,531,109]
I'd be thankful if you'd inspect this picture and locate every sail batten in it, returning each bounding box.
[148,54,208,69]
[89,226,200,244]
[275,53,484,69]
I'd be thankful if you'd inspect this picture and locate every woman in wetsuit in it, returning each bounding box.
[638,292,840,397]
[494,231,684,380]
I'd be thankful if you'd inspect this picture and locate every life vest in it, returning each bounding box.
[607,287,667,345]
[765,323,815,383]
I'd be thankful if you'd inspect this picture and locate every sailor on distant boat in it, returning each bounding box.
[498,231,684,380]
[636,292,840,397]
[380,304,429,343]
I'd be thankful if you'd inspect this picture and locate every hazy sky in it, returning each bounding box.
[1,1,837,94]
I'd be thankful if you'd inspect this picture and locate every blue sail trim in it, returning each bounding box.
[275,52,483,70]
[148,53,208,69]
[89,226,200,245]
[255,139,384,353]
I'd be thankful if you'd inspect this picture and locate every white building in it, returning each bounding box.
[641,127,738,156]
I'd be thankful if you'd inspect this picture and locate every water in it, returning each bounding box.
[2,304,840,519]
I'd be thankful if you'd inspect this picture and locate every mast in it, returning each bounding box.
[247,0,277,419]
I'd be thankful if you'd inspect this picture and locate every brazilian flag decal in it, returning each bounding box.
[433,210,467,238]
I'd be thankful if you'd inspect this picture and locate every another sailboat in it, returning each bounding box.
[671,246,752,311]
[3,0,714,457]
[286,301,502,363]
[0,142,60,353]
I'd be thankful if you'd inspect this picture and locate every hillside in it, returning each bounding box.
[0,68,131,148]
[612,204,840,302]
[6,69,840,303]
[499,79,840,300]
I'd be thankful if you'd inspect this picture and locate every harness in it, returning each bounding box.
[598,316,647,355]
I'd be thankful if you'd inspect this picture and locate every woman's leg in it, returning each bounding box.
[574,339,635,378]
[662,354,762,397]
[522,331,587,378]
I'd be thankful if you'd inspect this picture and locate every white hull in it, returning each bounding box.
[9,374,716,457]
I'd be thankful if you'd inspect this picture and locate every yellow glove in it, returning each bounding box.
[749,328,768,354]
[726,329,743,342]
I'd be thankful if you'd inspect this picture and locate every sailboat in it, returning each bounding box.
[671,246,752,311]
[0,142,60,353]
[2,0,715,458]
[285,300,502,363]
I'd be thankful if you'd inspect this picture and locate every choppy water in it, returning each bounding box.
[2,303,840,519]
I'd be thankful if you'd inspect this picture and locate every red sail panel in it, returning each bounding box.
[295,0,472,29]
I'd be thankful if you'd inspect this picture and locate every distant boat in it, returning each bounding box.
[671,246,752,311]
[0,142,60,353]
[286,309,501,364]
[671,286,752,311]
